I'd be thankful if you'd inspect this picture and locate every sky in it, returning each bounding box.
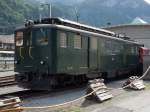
[144,0,150,4]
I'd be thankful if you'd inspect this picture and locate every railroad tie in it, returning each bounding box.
[0,97,22,112]
[0,75,16,87]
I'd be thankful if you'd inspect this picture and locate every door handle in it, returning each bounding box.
[29,47,34,59]
[20,47,24,59]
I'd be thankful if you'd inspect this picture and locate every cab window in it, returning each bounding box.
[33,28,49,46]
[15,31,23,46]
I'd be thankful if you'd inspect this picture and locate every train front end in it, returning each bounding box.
[14,24,55,90]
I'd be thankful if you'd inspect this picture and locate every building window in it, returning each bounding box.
[60,32,67,48]
[90,37,97,50]
[16,32,23,46]
[74,34,81,49]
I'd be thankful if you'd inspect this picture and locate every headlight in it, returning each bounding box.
[14,60,18,64]
[40,61,44,65]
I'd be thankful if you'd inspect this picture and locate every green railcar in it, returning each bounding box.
[14,18,143,90]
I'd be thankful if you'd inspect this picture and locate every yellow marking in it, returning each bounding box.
[29,47,34,59]
[19,47,24,59]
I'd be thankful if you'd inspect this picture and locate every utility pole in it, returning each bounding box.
[74,7,79,22]
[40,2,52,18]
[49,3,52,18]
[39,6,43,21]
[46,3,52,18]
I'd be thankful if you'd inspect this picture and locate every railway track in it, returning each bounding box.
[0,75,17,87]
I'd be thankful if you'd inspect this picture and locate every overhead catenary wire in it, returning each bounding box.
[1,66,150,112]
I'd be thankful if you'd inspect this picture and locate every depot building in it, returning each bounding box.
[104,17,150,49]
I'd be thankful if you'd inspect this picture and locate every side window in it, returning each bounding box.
[135,46,139,55]
[112,41,123,54]
[129,46,136,55]
[60,32,67,48]
[126,45,135,55]
[81,36,88,49]
[90,37,97,50]
[74,34,81,49]
[15,32,23,46]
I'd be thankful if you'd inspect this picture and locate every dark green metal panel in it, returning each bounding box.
[97,39,125,74]
[56,30,73,73]
[15,27,52,73]
[56,30,88,74]
[50,28,57,73]
[15,25,142,79]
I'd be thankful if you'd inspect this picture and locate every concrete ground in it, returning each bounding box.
[0,72,150,112]
[19,80,150,112]
[83,81,150,112]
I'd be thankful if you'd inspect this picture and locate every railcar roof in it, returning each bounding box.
[51,17,115,36]
[24,17,115,37]
[17,24,141,45]
[16,18,141,45]
[54,24,141,45]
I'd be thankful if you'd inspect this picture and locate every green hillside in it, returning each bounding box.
[1,0,150,34]
[0,0,75,34]
[78,0,150,26]
[0,0,39,26]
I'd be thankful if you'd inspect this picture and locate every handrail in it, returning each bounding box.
[29,47,34,59]
[19,47,24,59]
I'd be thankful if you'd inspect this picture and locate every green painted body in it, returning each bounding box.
[14,24,142,90]
[55,29,140,77]
[15,26,141,76]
